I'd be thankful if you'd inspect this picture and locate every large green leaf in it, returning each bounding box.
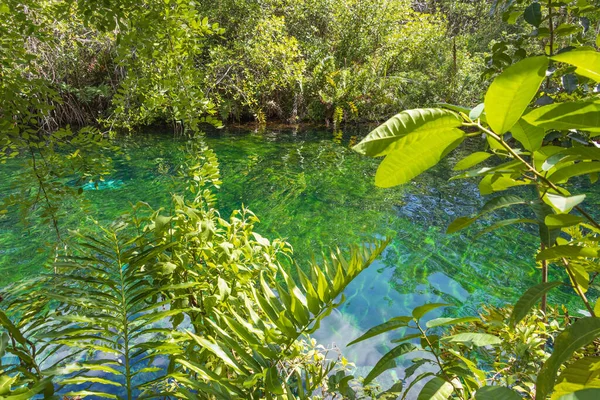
[558,389,600,400]
[475,386,522,400]
[442,333,501,347]
[523,101,600,134]
[484,56,549,134]
[523,2,542,27]
[363,343,417,384]
[545,193,586,213]
[545,214,585,228]
[454,152,492,171]
[548,163,600,184]
[425,317,479,328]
[510,281,563,326]
[511,118,546,151]
[374,129,465,187]
[536,245,600,261]
[412,303,451,320]
[552,50,600,82]
[417,377,454,400]
[537,318,600,400]
[347,318,411,346]
[353,109,462,157]
[552,357,600,400]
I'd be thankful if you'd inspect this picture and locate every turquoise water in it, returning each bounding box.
[0,126,594,370]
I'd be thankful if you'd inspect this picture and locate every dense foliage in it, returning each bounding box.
[2,0,600,399]
[352,0,600,397]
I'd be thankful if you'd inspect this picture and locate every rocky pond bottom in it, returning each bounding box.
[1,127,595,385]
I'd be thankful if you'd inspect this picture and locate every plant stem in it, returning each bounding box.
[465,122,600,230]
[562,257,596,317]
[416,322,465,400]
[541,249,548,315]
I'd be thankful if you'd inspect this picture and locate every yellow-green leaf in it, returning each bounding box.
[484,56,549,134]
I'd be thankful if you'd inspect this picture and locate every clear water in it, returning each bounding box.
[0,126,596,373]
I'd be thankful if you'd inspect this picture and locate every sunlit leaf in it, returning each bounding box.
[510,281,563,326]
[374,129,464,187]
[353,109,462,157]
[552,50,600,82]
[537,318,600,400]
[484,56,548,134]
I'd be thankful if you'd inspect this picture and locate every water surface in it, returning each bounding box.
[1,126,594,376]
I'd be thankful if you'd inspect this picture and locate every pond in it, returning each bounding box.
[0,126,594,381]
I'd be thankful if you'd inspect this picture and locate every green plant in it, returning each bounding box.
[352,8,600,397]
[0,145,387,398]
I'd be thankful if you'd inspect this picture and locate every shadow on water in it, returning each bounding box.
[1,126,595,388]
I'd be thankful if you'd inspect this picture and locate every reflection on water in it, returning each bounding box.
[0,126,593,378]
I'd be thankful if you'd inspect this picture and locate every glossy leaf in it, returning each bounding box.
[363,343,417,384]
[523,2,542,27]
[510,281,563,326]
[548,163,600,184]
[417,377,454,400]
[484,56,549,134]
[523,101,600,134]
[425,317,479,328]
[545,193,586,213]
[558,389,600,400]
[375,129,465,187]
[536,245,600,261]
[552,50,600,82]
[537,318,600,400]
[353,108,462,157]
[454,152,492,171]
[412,303,451,319]
[475,386,522,400]
[443,333,501,346]
[447,216,477,234]
[511,118,545,151]
[545,214,585,228]
[347,318,411,346]
[552,357,600,400]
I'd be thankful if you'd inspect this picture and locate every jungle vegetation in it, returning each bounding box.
[1,0,600,399]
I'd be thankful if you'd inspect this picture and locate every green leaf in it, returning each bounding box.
[475,386,522,400]
[558,389,600,400]
[484,56,549,134]
[454,152,492,171]
[447,216,477,234]
[265,366,284,395]
[523,101,600,134]
[510,281,563,326]
[536,245,600,261]
[537,318,600,400]
[545,214,585,228]
[474,218,538,238]
[412,303,451,320]
[523,2,542,27]
[470,103,485,120]
[374,129,465,187]
[552,50,600,82]
[552,357,600,400]
[425,317,479,328]
[544,193,586,213]
[443,333,502,346]
[417,377,454,400]
[548,163,600,184]
[364,343,416,384]
[511,118,546,151]
[347,319,411,346]
[0,310,27,346]
[480,195,528,214]
[353,109,462,157]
